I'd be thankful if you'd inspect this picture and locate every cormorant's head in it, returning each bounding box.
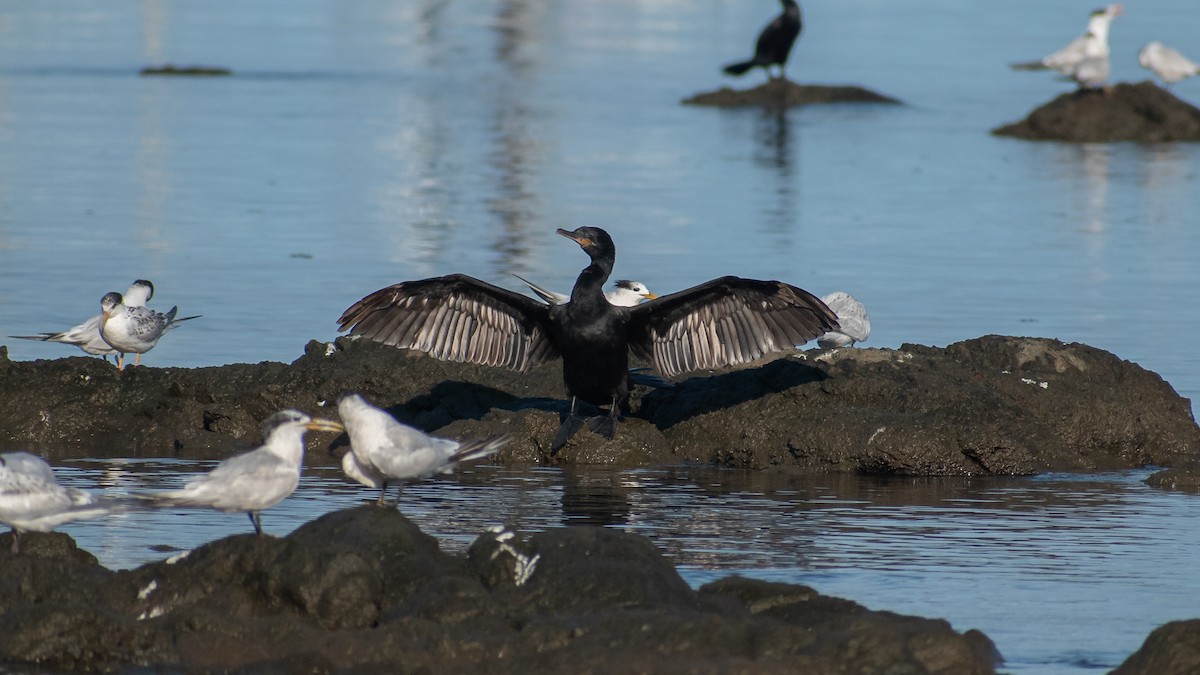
[556,226,616,262]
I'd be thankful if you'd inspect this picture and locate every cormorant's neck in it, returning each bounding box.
[570,256,614,305]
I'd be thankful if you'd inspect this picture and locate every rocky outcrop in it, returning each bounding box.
[0,335,1196,475]
[1111,620,1200,675]
[993,81,1200,142]
[683,78,900,107]
[0,508,1002,674]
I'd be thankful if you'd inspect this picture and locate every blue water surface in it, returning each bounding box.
[1,2,1199,673]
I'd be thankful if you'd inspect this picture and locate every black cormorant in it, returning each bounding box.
[337,227,838,453]
[723,0,803,80]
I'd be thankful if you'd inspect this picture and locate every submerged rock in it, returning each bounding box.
[140,64,232,77]
[0,508,1003,673]
[683,78,901,107]
[1145,467,1200,493]
[0,335,1196,475]
[993,81,1200,142]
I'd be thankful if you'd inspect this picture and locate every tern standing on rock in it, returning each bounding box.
[99,290,198,370]
[1011,4,1122,75]
[9,279,155,362]
[136,410,343,536]
[817,292,870,349]
[335,393,509,506]
[0,452,112,553]
[1139,41,1200,85]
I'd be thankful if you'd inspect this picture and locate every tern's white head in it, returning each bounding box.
[608,279,657,307]
[124,279,155,307]
[1085,4,1122,47]
[260,409,343,441]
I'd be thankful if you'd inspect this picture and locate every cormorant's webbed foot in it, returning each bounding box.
[585,409,620,440]
[551,414,587,455]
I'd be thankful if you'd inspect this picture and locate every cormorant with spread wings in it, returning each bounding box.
[337,227,838,453]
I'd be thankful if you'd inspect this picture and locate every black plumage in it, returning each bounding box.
[338,227,838,453]
[723,0,803,79]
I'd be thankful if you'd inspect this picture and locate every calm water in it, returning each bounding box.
[49,460,1200,675]
[1,2,1199,673]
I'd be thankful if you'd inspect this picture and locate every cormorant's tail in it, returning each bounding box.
[723,60,757,76]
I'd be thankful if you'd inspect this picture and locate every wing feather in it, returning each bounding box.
[627,276,839,378]
[338,274,558,372]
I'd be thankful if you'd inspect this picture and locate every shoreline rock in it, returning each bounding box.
[0,508,1003,673]
[0,335,1196,476]
[683,78,901,107]
[993,81,1200,142]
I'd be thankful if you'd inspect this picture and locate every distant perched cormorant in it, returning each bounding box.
[338,227,838,453]
[723,0,803,80]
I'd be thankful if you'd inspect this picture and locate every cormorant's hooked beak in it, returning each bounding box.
[557,228,593,249]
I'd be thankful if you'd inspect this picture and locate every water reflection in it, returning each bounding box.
[752,106,800,237]
[487,0,544,272]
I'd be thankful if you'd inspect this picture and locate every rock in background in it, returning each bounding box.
[993,81,1200,142]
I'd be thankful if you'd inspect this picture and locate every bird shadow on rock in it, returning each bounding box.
[635,357,828,430]
[388,380,561,432]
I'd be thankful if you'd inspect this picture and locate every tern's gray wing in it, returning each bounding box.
[128,306,176,340]
[9,315,115,356]
[160,451,297,510]
[1042,36,1088,73]
[368,423,460,479]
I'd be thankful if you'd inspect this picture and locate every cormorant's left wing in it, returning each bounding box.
[625,276,838,378]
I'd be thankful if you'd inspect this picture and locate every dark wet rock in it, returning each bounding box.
[1111,619,1200,675]
[0,335,1196,476]
[993,81,1200,142]
[1145,467,1200,493]
[140,64,232,76]
[0,509,1003,673]
[683,78,901,107]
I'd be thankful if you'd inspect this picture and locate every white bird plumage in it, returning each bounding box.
[99,289,199,370]
[513,274,657,307]
[138,410,343,535]
[8,279,156,361]
[817,292,870,349]
[1070,29,1112,90]
[336,393,510,506]
[0,452,112,553]
[1139,41,1200,85]
[1012,4,1122,75]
